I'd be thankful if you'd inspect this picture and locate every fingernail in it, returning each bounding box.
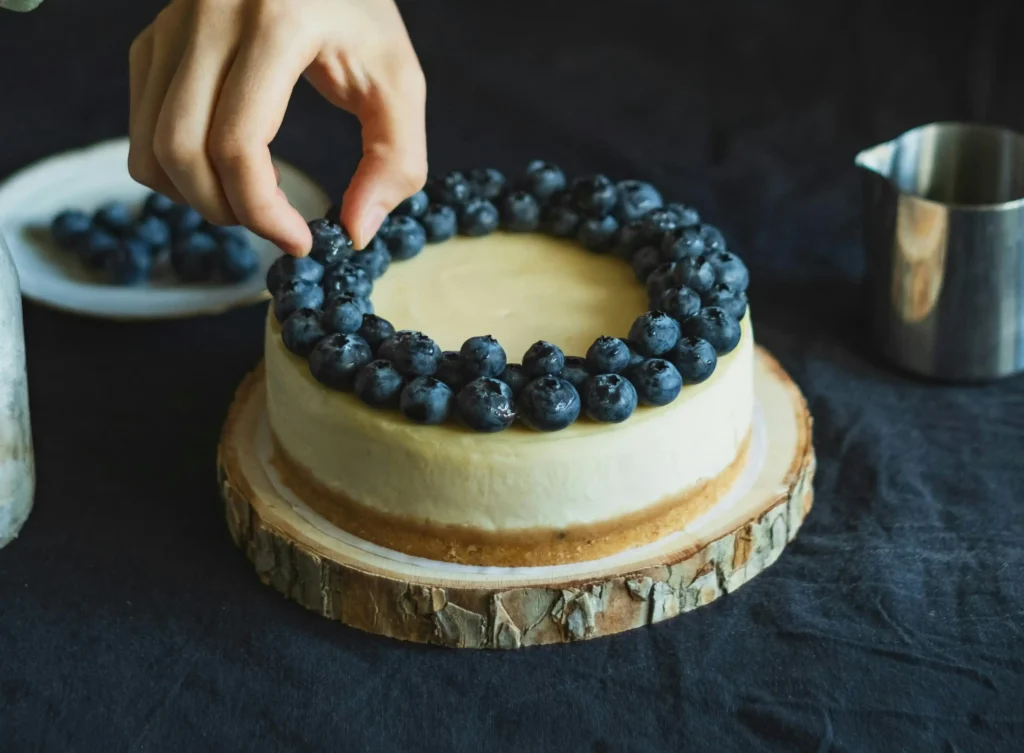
[358,205,388,249]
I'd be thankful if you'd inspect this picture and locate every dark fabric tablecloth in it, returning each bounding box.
[2,1,1023,751]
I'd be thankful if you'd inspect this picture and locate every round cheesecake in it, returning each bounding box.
[265,231,755,566]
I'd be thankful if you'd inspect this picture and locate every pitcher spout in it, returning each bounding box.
[854,139,896,179]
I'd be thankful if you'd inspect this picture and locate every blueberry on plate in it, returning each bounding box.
[401,376,455,424]
[421,204,458,243]
[627,358,683,406]
[681,306,742,354]
[142,192,176,220]
[702,283,748,321]
[456,377,517,432]
[216,235,259,282]
[266,254,324,295]
[323,262,372,299]
[130,215,171,251]
[468,168,506,201]
[355,360,406,408]
[348,237,391,280]
[645,262,677,303]
[105,238,152,285]
[664,202,701,228]
[393,190,429,218]
[630,245,662,283]
[707,250,749,292]
[458,198,500,237]
[167,205,204,242]
[281,308,326,357]
[640,208,680,245]
[672,254,716,295]
[670,336,718,383]
[357,314,396,353]
[612,220,646,261]
[93,202,133,236]
[518,376,581,432]
[628,311,681,357]
[699,224,727,253]
[585,373,638,423]
[586,336,631,374]
[308,219,354,266]
[435,351,468,392]
[170,232,218,282]
[332,294,373,316]
[570,175,618,218]
[426,171,473,206]
[322,294,365,335]
[323,203,342,223]
[309,333,373,391]
[561,356,591,394]
[379,216,427,261]
[522,340,565,378]
[660,226,705,262]
[515,161,566,201]
[77,228,119,270]
[500,191,541,232]
[622,340,645,368]
[541,204,581,238]
[577,215,619,252]
[273,278,325,323]
[378,330,441,377]
[499,363,529,397]
[614,180,663,223]
[50,209,92,250]
[460,335,507,379]
[658,285,702,323]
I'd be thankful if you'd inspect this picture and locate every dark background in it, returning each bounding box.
[2,1,1024,751]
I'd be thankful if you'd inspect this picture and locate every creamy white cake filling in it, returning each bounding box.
[265,232,754,532]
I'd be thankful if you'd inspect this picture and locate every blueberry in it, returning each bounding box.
[516,161,566,201]
[202,222,246,243]
[645,262,678,303]
[323,262,372,299]
[468,168,506,200]
[308,219,354,266]
[308,333,373,391]
[614,180,663,223]
[699,224,727,253]
[426,171,472,206]
[130,215,171,251]
[660,226,706,262]
[456,377,516,432]
[322,294,365,335]
[561,356,591,394]
[640,208,680,245]
[460,335,507,379]
[623,340,645,368]
[266,254,324,295]
[612,220,646,261]
[357,314,396,353]
[458,198,500,237]
[77,228,119,269]
[142,192,176,220]
[323,203,342,223]
[681,306,742,354]
[500,191,541,232]
[570,175,618,218]
[393,190,429,218]
[518,376,581,432]
[703,283,748,321]
[50,209,92,250]
[105,238,152,285]
[542,205,581,238]
[435,351,467,392]
[273,278,325,323]
[379,216,427,261]
[355,360,406,408]
[93,202,132,236]
[522,340,565,378]
[170,233,218,282]
[670,336,718,383]
[576,215,619,252]
[628,311,681,357]
[167,205,204,242]
[585,373,638,423]
[216,235,259,282]
[378,330,441,377]
[586,336,631,374]
[400,376,454,423]
[672,254,716,295]
[499,363,529,397]
[630,245,662,283]
[627,358,683,406]
[349,237,391,280]
[664,203,701,228]
[281,308,326,357]
[658,286,703,322]
[421,204,458,243]
[707,250,749,292]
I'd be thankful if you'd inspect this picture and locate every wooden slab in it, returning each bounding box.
[217,347,814,648]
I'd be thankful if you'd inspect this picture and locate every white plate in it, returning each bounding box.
[0,138,330,320]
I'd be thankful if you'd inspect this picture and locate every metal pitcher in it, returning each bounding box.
[856,122,1024,381]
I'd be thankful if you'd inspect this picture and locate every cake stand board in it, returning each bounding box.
[217,347,814,648]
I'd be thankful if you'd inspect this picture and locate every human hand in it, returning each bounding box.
[127,0,427,255]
